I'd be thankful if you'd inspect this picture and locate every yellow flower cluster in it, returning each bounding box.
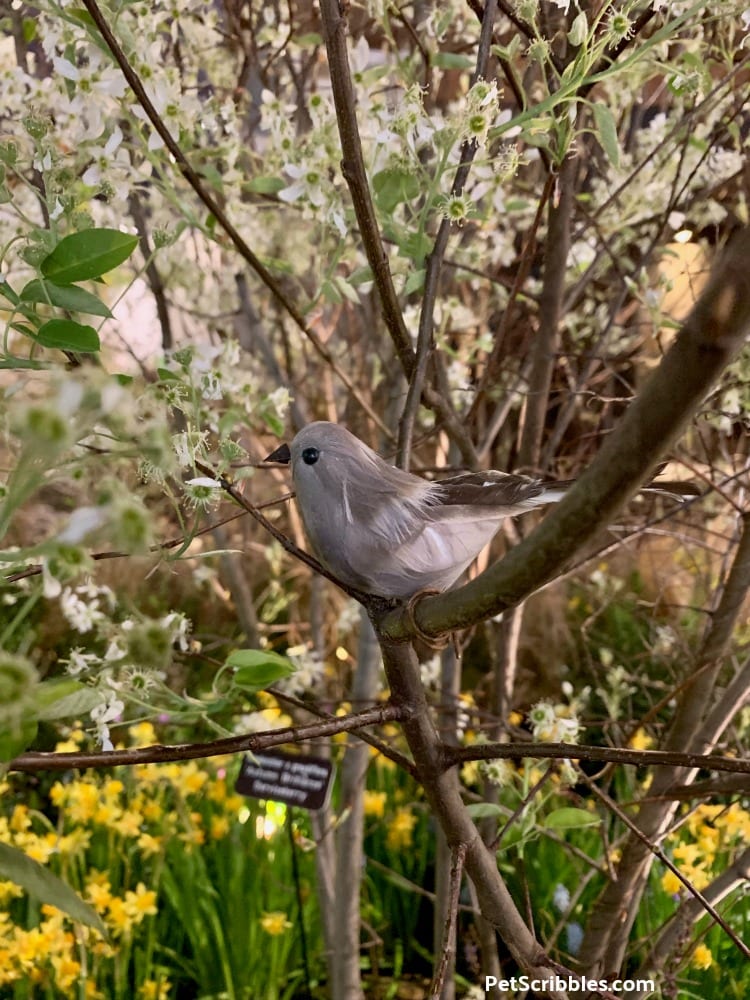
[0,905,86,992]
[386,807,418,850]
[0,722,251,996]
[660,801,750,897]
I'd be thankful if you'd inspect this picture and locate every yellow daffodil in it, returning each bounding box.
[386,807,418,850]
[363,790,387,818]
[260,911,292,936]
[691,943,713,970]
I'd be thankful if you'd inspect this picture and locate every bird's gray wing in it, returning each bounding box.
[432,471,573,511]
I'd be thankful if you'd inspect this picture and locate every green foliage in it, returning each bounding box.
[228,649,298,693]
[0,732,323,998]
[0,841,105,935]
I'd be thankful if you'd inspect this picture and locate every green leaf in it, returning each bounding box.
[397,231,432,267]
[0,357,50,370]
[466,802,506,819]
[505,198,530,212]
[156,367,183,383]
[35,319,100,353]
[404,269,425,295]
[41,228,138,283]
[0,280,20,305]
[0,142,18,166]
[0,842,106,935]
[348,266,374,286]
[542,807,600,831]
[245,176,285,195]
[261,410,285,438]
[433,52,474,70]
[0,717,37,762]
[20,279,112,317]
[228,649,296,692]
[66,8,97,28]
[34,679,100,721]
[592,104,620,169]
[295,32,323,47]
[332,275,361,305]
[373,168,420,214]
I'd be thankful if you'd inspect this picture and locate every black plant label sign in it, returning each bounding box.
[235,749,334,811]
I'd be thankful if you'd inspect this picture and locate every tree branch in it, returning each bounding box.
[8,703,406,773]
[379,227,750,640]
[447,742,750,777]
[577,770,750,964]
[80,0,390,434]
[317,0,415,378]
[634,846,750,994]
[429,841,467,1000]
[581,505,750,975]
[517,153,577,472]
[376,635,579,997]
[397,0,498,469]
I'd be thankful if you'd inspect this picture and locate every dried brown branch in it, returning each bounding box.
[447,742,750,777]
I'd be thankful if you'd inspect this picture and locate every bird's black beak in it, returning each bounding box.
[264,442,291,464]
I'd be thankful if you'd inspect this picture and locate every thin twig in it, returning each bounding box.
[4,495,293,584]
[428,842,467,1000]
[397,0,498,468]
[448,741,750,777]
[271,687,417,777]
[79,0,390,435]
[195,459,376,606]
[576,768,750,963]
[317,0,415,377]
[8,703,406,773]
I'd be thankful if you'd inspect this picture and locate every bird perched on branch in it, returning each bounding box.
[265,422,698,600]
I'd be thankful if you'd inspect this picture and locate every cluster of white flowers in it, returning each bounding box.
[528,700,582,744]
[276,645,327,697]
[59,581,115,633]
[478,756,516,789]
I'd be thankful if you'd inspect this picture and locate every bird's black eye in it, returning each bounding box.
[301,447,320,466]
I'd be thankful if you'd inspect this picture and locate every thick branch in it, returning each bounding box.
[378,636,571,997]
[380,227,750,640]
